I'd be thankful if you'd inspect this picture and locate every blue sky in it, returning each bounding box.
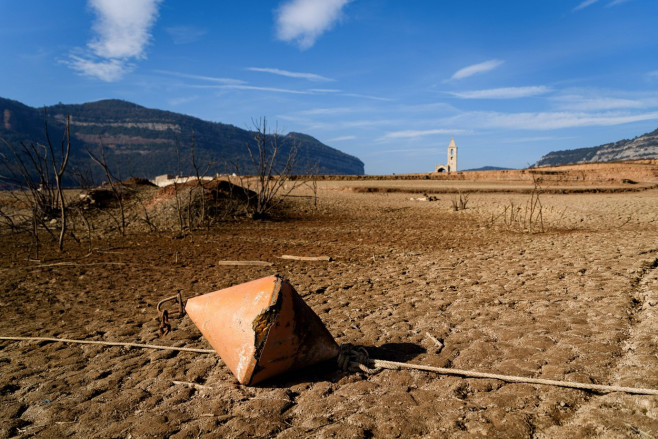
[2,0,658,174]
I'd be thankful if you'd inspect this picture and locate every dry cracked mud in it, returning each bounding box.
[1,177,657,438]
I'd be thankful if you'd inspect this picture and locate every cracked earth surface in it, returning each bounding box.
[1,183,657,438]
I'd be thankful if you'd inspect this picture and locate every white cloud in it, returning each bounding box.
[549,88,658,111]
[448,110,658,130]
[88,0,162,58]
[361,147,448,157]
[450,86,550,99]
[168,96,199,106]
[290,88,392,101]
[607,0,632,6]
[276,0,352,49]
[67,55,133,82]
[281,117,401,131]
[154,70,245,85]
[551,95,645,111]
[574,0,599,11]
[152,71,390,101]
[328,135,356,142]
[574,0,631,10]
[501,136,574,143]
[247,67,334,81]
[298,107,356,115]
[450,59,504,80]
[216,84,313,95]
[67,0,162,81]
[383,129,460,140]
[341,92,393,102]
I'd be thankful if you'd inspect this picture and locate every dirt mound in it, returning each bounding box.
[122,177,155,187]
[141,180,258,228]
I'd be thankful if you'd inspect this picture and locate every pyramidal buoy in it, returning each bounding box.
[185,275,339,385]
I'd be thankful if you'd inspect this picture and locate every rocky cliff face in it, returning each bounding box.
[535,128,658,167]
[588,130,658,162]
[0,97,365,179]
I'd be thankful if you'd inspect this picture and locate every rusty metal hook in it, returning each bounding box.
[157,291,186,337]
[159,310,171,337]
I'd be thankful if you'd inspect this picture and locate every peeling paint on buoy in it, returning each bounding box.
[185,275,339,385]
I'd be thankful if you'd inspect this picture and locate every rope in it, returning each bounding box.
[337,344,658,396]
[0,336,217,355]
[4,337,657,395]
[337,344,381,374]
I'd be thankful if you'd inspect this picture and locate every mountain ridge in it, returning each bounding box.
[534,128,658,167]
[0,97,365,181]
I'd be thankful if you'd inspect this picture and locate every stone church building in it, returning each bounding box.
[435,137,457,173]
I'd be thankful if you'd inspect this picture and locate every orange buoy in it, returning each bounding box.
[185,275,339,385]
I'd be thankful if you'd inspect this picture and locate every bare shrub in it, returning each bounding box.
[310,168,319,210]
[0,113,72,255]
[44,114,72,250]
[496,177,545,233]
[87,142,128,235]
[232,118,308,219]
[166,134,220,231]
[451,191,470,211]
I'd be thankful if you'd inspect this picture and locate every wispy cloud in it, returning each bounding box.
[155,69,389,101]
[450,86,550,99]
[277,116,401,131]
[501,136,577,143]
[574,0,599,11]
[67,0,162,81]
[607,0,632,6]
[168,95,199,106]
[382,129,461,140]
[448,110,658,130]
[212,84,313,95]
[362,148,448,157]
[218,85,388,99]
[551,94,645,111]
[341,92,392,102]
[297,107,357,115]
[549,88,658,111]
[328,135,356,142]
[574,0,631,11]
[165,26,207,44]
[275,0,353,50]
[67,56,133,82]
[282,88,391,101]
[450,59,504,80]
[247,67,334,81]
[154,70,245,84]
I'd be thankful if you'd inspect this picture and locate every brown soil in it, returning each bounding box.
[1,166,658,438]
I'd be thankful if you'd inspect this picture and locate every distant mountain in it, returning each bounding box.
[0,97,364,182]
[463,166,514,171]
[534,128,658,167]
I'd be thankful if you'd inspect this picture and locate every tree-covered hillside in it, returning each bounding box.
[0,97,364,183]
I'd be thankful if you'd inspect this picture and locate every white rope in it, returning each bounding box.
[338,344,658,396]
[0,336,217,355]
[5,336,657,395]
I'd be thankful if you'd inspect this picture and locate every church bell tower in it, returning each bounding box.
[447,137,457,172]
